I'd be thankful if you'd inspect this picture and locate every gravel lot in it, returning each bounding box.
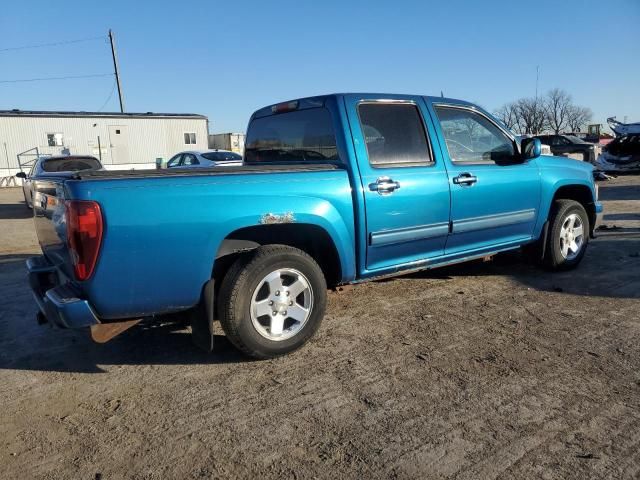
[1,176,639,479]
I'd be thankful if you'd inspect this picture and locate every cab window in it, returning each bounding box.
[435,106,515,164]
[358,103,432,167]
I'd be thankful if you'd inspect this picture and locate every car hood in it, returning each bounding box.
[536,155,594,174]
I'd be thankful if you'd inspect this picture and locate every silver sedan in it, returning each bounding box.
[166,150,243,168]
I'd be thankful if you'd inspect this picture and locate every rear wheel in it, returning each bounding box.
[543,199,589,270]
[218,245,327,359]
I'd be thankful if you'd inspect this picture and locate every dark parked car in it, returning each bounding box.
[15,155,102,208]
[535,134,596,163]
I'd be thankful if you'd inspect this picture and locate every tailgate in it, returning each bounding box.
[32,175,74,278]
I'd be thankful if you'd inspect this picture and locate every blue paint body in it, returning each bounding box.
[28,93,603,326]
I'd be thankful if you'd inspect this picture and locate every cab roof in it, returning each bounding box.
[250,93,478,120]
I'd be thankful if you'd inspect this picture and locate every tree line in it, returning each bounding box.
[494,88,592,135]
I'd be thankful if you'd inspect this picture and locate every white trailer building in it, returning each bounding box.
[0,110,209,178]
[208,132,245,155]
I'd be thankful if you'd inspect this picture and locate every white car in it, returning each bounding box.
[166,149,243,168]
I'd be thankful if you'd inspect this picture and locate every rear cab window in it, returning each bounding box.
[244,107,340,164]
[41,157,102,172]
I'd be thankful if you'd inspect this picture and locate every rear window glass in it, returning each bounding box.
[201,151,242,161]
[41,157,101,172]
[244,108,340,164]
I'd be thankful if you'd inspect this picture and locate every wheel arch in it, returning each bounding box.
[213,223,344,288]
[550,183,596,235]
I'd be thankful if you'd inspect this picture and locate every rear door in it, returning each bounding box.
[344,95,451,271]
[108,125,129,164]
[428,103,541,255]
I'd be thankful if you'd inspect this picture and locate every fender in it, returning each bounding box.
[208,197,356,283]
[533,157,596,239]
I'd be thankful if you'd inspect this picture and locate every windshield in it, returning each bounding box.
[41,157,102,172]
[244,107,340,164]
[201,151,242,161]
[566,135,587,144]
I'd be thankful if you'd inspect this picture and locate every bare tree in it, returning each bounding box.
[544,88,572,134]
[494,102,519,131]
[515,98,546,134]
[495,89,592,135]
[566,105,593,133]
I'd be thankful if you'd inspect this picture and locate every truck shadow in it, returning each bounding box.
[0,316,253,374]
[0,232,638,374]
[0,254,253,373]
[0,201,32,220]
[598,184,640,201]
[399,234,640,300]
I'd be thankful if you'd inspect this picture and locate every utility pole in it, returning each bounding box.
[108,29,125,113]
[535,65,539,102]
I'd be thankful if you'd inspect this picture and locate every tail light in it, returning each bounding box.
[271,100,299,113]
[66,200,103,281]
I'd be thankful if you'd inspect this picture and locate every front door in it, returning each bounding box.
[108,125,129,164]
[344,95,451,271]
[428,103,541,255]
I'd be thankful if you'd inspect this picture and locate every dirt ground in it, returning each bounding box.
[1,176,639,480]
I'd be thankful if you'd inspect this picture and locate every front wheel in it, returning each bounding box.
[543,199,590,270]
[218,245,327,359]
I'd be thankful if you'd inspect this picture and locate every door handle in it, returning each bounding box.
[369,176,401,195]
[453,173,477,185]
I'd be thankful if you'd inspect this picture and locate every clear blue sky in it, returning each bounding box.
[1,0,638,133]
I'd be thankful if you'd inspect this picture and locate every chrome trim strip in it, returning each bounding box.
[370,222,450,246]
[452,209,536,234]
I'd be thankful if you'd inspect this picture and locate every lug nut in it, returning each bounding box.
[269,301,274,306]
[289,301,293,306]
[272,311,277,316]
[275,291,280,296]
[283,310,287,316]
[286,291,290,296]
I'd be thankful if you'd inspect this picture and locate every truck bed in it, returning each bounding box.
[32,163,356,320]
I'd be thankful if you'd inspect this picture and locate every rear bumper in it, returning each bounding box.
[27,255,100,329]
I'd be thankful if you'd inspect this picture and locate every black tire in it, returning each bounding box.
[218,245,327,359]
[543,199,590,270]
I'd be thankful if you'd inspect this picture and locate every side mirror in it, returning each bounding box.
[15,172,27,179]
[521,138,542,160]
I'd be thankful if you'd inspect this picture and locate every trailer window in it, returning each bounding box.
[47,133,64,147]
[244,108,340,164]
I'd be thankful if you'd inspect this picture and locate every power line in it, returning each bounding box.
[97,79,117,111]
[0,73,113,84]
[0,35,106,53]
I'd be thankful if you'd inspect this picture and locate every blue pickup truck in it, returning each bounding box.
[27,93,603,358]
